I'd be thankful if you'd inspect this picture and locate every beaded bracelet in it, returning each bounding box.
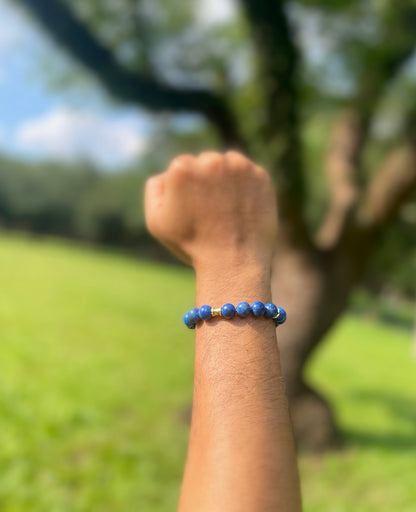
[183,301,286,329]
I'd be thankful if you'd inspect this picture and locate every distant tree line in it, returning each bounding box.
[0,152,414,297]
[0,155,149,246]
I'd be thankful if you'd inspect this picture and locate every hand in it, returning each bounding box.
[144,151,277,274]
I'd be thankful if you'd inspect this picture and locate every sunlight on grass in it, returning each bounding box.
[0,233,414,511]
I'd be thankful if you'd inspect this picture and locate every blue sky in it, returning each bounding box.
[0,0,236,170]
[0,0,154,169]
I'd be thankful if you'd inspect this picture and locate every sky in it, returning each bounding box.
[0,0,236,170]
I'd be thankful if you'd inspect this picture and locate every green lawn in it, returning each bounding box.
[0,233,414,511]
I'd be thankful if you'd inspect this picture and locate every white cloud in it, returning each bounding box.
[195,0,237,26]
[15,107,148,169]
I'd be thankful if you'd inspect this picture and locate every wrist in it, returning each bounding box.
[194,249,272,275]
[195,257,272,306]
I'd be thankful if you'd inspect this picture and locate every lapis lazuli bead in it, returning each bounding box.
[251,301,265,317]
[221,303,236,319]
[199,305,212,321]
[274,306,287,325]
[236,301,251,317]
[264,303,278,319]
[183,312,196,329]
[188,307,200,324]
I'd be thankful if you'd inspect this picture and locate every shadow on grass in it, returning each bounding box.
[348,305,414,331]
[344,390,416,451]
[376,310,414,330]
[345,429,416,450]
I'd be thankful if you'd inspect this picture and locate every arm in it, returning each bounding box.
[145,151,301,512]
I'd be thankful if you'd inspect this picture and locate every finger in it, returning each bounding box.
[198,151,224,172]
[164,155,198,193]
[167,154,196,174]
[225,150,253,174]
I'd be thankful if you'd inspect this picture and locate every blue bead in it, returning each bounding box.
[183,312,196,329]
[251,301,265,317]
[221,303,236,319]
[274,307,287,325]
[199,305,212,320]
[188,307,201,324]
[236,301,251,317]
[264,303,278,319]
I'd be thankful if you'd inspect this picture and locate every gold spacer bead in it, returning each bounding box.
[211,307,222,317]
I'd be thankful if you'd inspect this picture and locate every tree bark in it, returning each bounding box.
[272,245,338,450]
[271,234,371,451]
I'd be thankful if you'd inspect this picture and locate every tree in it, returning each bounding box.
[14,0,416,450]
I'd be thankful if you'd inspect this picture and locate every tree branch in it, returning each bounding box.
[15,0,246,149]
[320,120,416,255]
[238,1,302,193]
[330,123,416,271]
[322,136,416,310]
[360,141,416,232]
[316,111,361,249]
[239,0,311,248]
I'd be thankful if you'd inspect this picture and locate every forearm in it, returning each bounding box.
[178,262,301,512]
[144,151,301,511]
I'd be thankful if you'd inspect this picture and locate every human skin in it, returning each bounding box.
[145,151,302,512]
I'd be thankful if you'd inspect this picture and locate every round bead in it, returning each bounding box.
[198,304,213,321]
[188,307,200,324]
[251,301,265,317]
[183,312,196,329]
[236,301,251,317]
[221,303,236,319]
[274,306,287,325]
[264,303,278,319]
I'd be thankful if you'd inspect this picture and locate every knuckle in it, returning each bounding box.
[198,151,224,170]
[168,154,195,184]
[170,156,184,170]
[145,174,159,191]
[225,150,251,170]
[170,154,190,167]
[255,164,272,183]
[169,154,194,173]
[225,150,244,160]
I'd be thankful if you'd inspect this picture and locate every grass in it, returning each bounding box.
[303,318,416,512]
[0,232,414,511]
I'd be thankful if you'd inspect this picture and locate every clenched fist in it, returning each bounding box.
[144,151,277,274]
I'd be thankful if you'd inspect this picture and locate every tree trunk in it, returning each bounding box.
[271,241,359,451]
